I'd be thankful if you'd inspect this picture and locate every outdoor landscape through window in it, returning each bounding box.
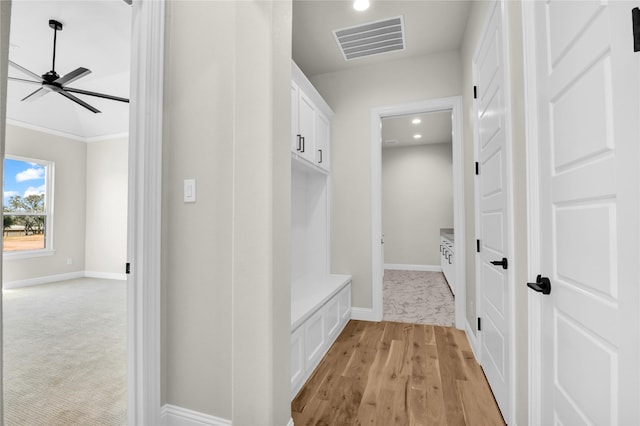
[3,157,50,252]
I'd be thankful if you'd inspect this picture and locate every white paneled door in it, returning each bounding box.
[530,1,639,424]
[474,2,511,421]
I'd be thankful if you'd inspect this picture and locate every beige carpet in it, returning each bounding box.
[383,269,455,326]
[3,278,127,426]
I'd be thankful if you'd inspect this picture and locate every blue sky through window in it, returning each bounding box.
[3,158,46,206]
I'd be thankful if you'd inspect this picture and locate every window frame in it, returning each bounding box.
[3,155,55,259]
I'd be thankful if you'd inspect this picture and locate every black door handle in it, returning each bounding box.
[490,257,508,269]
[527,275,551,295]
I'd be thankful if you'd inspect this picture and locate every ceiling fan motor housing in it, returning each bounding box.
[49,19,62,31]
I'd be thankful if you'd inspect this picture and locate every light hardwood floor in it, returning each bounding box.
[292,320,505,425]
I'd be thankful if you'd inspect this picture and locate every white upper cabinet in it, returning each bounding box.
[291,61,333,172]
[314,113,330,171]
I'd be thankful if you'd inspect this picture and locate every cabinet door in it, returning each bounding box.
[304,307,325,371]
[291,82,301,153]
[339,284,351,324]
[315,112,330,171]
[324,296,340,341]
[298,90,315,163]
[290,326,304,391]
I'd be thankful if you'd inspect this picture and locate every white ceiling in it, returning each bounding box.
[6,0,131,140]
[293,0,471,77]
[381,110,452,148]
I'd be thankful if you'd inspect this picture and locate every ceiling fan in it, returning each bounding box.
[8,19,129,114]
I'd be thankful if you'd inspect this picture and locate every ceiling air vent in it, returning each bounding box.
[333,16,405,61]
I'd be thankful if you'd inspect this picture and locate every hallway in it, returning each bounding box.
[292,320,504,425]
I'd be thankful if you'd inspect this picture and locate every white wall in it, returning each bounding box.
[382,143,453,266]
[3,125,87,282]
[85,137,128,276]
[162,1,291,423]
[2,125,128,284]
[310,50,462,309]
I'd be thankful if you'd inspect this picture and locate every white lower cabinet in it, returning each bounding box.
[290,326,304,392]
[304,308,326,371]
[290,279,351,400]
[324,296,340,342]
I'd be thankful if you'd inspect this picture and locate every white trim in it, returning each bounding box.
[521,0,542,424]
[287,418,294,426]
[6,119,128,143]
[85,132,129,143]
[127,1,164,424]
[383,263,441,272]
[6,119,87,142]
[3,248,55,260]
[160,404,231,426]
[85,271,127,281]
[350,306,378,322]
[465,319,480,360]
[371,96,465,329]
[3,271,84,289]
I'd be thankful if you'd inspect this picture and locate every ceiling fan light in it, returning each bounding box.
[353,0,370,12]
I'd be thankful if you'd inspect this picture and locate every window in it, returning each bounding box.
[3,156,54,257]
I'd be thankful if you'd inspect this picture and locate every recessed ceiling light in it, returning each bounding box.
[412,118,421,124]
[353,0,370,11]
[413,134,422,139]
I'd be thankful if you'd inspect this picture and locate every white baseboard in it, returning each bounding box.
[351,307,380,322]
[3,270,127,289]
[465,319,479,360]
[161,404,231,426]
[384,263,442,272]
[84,271,127,280]
[3,271,85,289]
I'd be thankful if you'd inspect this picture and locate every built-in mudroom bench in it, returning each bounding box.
[290,61,352,400]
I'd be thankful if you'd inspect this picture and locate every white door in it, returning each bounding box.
[474,2,511,421]
[531,1,639,424]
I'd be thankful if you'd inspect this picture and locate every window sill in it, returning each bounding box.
[3,249,55,260]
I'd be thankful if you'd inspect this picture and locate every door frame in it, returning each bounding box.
[0,0,165,424]
[370,96,466,330]
[472,1,516,423]
[521,1,542,424]
[126,0,164,424]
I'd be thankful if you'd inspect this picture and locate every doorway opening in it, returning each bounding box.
[371,96,465,330]
[380,110,455,326]
[2,1,132,424]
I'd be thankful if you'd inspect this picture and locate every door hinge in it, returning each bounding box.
[473,85,478,99]
[125,262,131,274]
[475,162,479,175]
[477,317,482,331]
[633,7,640,52]
[476,239,481,253]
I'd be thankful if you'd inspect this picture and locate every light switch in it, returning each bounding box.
[184,179,196,203]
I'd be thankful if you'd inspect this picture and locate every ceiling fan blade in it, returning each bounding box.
[21,88,49,102]
[8,76,43,86]
[9,60,44,82]
[64,87,129,103]
[55,67,91,86]
[57,91,101,113]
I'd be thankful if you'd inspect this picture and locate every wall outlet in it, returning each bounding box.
[66,258,72,265]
